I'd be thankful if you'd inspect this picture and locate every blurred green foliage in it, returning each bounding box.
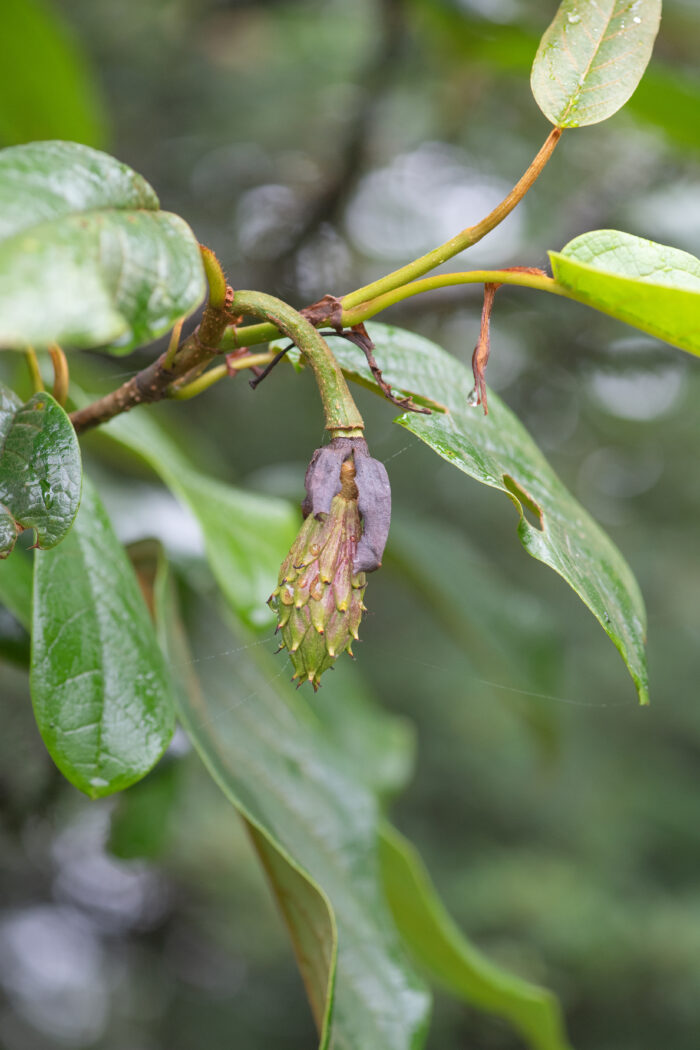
[2,1,700,1049]
[0,0,106,147]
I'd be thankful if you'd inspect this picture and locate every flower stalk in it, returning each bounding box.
[230,290,364,437]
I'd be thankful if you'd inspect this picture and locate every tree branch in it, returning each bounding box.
[70,291,233,434]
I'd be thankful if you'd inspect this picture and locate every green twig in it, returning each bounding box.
[231,291,364,437]
[341,127,562,311]
[24,347,44,393]
[220,268,570,352]
[342,269,569,325]
[170,352,275,400]
[163,318,185,370]
[200,245,228,310]
[48,344,70,406]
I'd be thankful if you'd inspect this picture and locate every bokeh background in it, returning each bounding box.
[2,0,700,1047]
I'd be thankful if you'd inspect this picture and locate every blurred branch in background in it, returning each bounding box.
[0,0,106,147]
[257,0,407,289]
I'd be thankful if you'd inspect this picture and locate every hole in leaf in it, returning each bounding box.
[502,474,544,532]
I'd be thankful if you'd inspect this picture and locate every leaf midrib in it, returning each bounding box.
[558,1,618,124]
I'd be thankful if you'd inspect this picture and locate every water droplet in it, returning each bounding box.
[567,13,581,23]
[90,777,108,788]
[39,479,54,508]
[633,15,641,22]
[467,388,479,408]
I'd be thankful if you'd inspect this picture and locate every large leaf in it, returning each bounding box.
[0,384,81,557]
[0,141,206,353]
[550,229,700,355]
[31,476,176,797]
[531,0,661,128]
[155,567,431,1050]
[96,405,299,629]
[0,0,105,148]
[380,824,571,1050]
[308,323,648,704]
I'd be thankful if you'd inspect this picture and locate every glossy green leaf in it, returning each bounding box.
[0,141,206,353]
[155,568,431,1050]
[316,323,648,704]
[379,823,572,1050]
[531,0,661,128]
[31,476,175,797]
[550,229,700,355]
[0,384,81,557]
[99,406,299,629]
[0,0,106,148]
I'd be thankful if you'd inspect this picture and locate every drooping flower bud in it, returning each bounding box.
[269,437,390,689]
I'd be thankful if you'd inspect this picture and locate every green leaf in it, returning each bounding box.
[531,0,661,128]
[0,0,106,148]
[98,406,299,629]
[379,823,572,1050]
[317,323,648,705]
[155,567,431,1050]
[30,476,175,797]
[245,822,338,1042]
[550,229,700,355]
[0,384,81,558]
[0,141,206,353]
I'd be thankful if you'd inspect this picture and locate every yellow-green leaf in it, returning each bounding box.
[531,0,661,128]
[550,229,700,355]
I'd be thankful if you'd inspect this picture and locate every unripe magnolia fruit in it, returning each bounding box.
[269,437,391,689]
